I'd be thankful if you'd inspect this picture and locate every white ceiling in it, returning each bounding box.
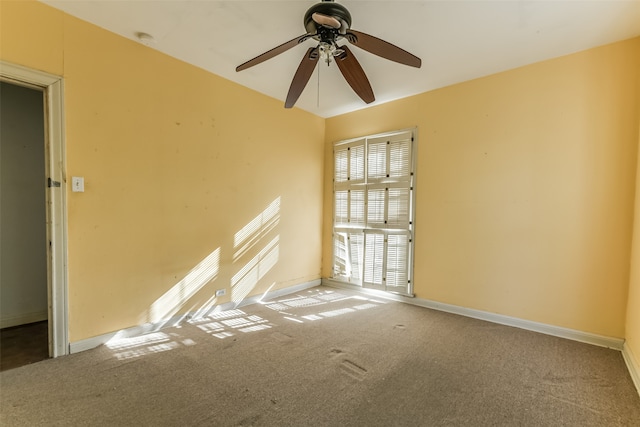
[41,1,640,118]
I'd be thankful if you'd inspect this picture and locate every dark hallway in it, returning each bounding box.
[0,321,49,371]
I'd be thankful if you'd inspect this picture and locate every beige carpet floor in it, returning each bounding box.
[1,286,639,426]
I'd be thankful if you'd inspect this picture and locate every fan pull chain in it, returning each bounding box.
[317,63,320,108]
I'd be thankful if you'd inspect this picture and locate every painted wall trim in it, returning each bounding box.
[69,279,320,354]
[322,278,625,350]
[622,343,640,397]
[0,310,48,329]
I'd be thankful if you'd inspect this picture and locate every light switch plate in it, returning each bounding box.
[72,176,84,192]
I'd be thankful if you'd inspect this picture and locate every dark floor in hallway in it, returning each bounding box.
[0,321,48,371]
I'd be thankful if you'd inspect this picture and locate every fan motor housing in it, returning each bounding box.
[304,1,352,34]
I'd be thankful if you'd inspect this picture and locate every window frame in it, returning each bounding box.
[331,128,417,297]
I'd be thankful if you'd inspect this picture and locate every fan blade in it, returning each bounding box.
[334,46,375,104]
[236,34,312,72]
[285,47,320,108]
[346,30,421,68]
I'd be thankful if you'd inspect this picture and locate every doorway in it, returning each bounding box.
[0,61,68,363]
[0,81,49,370]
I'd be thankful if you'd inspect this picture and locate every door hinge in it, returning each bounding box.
[48,178,61,188]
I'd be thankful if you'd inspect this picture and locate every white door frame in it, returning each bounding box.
[1,61,68,357]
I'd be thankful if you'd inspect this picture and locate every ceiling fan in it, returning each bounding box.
[236,0,421,109]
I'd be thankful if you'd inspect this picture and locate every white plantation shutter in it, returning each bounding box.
[334,147,348,183]
[367,131,413,182]
[366,184,411,229]
[385,233,410,289]
[367,140,387,180]
[334,190,348,225]
[333,231,365,284]
[366,186,386,227]
[347,232,364,283]
[333,232,348,277]
[332,129,415,295]
[334,189,365,227]
[389,136,412,180]
[386,185,411,228]
[363,232,385,287]
[350,189,365,226]
[335,139,366,184]
[349,144,365,183]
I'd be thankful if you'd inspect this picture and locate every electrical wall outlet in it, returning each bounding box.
[215,289,226,297]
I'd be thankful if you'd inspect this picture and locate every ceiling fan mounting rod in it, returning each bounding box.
[305,0,351,35]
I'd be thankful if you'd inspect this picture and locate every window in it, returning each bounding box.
[332,129,415,296]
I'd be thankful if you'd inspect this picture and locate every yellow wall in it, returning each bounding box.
[626,92,640,371]
[1,0,325,342]
[325,38,640,338]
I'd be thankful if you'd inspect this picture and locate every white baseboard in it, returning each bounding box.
[0,310,47,329]
[322,278,624,350]
[69,279,321,354]
[622,342,640,397]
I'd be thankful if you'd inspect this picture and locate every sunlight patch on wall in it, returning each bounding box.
[231,235,279,304]
[234,197,280,261]
[149,247,221,324]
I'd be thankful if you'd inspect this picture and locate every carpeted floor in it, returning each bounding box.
[1,286,639,426]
